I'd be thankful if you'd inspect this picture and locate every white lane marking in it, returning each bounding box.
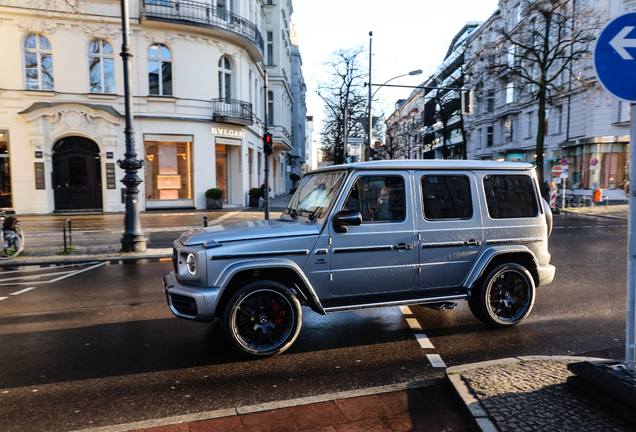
[0,270,79,282]
[0,262,106,286]
[415,334,434,349]
[427,354,447,368]
[399,306,413,315]
[406,318,422,331]
[10,287,36,295]
[0,297,8,301]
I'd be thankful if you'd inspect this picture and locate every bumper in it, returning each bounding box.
[163,272,222,322]
[537,264,556,287]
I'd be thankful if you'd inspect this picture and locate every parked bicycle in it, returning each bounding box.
[0,212,24,259]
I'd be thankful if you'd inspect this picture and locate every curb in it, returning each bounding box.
[70,379,439,432]
[445,356,606,432]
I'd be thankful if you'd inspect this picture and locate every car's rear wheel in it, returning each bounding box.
[222,280,302,357]
[470,263,535,327]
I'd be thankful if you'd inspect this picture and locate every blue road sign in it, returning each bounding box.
[594,13,636,102]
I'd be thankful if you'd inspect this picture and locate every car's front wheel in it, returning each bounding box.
[469,263,536,327]
[222,280,302,357]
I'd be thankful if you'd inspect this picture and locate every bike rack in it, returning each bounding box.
[63,219,72,253]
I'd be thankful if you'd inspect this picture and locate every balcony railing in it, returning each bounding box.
[211,98,253,126]
[143,0,264,56]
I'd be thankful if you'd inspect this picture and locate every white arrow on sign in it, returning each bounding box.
[610,26,636,60]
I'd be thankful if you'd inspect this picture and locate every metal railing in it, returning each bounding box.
[211,98,253,124]
[142,0,264,55]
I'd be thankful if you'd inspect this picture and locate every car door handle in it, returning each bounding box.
[465,239,482,246]
[395,243,413,251]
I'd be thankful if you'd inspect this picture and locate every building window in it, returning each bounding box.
[504,118,513,142]
[507,45,515,67]
[24,34,54,90]
[477,128,482,149]
[544,108,549,135]
[267,32,274,66]
[506,82,515,103]
[148,44,173,95]
[144,138,193,200]
[487,126,494,146]
[487,90,495,113]
[617,100,630,123]
[556,106,563,133]
[88,39,115,93]
[218,56,232,100]
[268,91,274,126]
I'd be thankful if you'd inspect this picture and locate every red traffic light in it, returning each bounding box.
[264,133,273,155]
[264,133,272,144]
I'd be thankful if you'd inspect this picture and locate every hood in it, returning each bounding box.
[179,219,321,246]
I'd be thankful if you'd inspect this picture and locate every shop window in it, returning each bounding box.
[148,44,173,96]
[215,144,228,203]
[422,175,472,220]
[89,39,115,93]
[106,163,116,189]
[35,162,45,190]
[0,132,12,208]
[144,138,193,200]
[24,34,54,90]
[483,175,538,218]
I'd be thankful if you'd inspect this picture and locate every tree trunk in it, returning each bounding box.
[535,89,547,186]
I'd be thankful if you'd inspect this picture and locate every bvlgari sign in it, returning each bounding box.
[211,126,245,138]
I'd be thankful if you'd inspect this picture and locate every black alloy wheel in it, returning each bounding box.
[470,263,536,327]
[223,280,302,357]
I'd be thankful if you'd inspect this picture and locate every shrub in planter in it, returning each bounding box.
[248,188,261,207]
[205,188,223,209]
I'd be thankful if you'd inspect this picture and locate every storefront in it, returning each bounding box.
[0,130,12,211]
[561,140,629,193]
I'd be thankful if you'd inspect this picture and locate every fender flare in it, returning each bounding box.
[464,245,539,292]
[213,258,325,314]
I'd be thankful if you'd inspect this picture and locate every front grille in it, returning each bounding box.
[170,294,198,316]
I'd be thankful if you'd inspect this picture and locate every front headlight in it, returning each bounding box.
[186,253,197,275]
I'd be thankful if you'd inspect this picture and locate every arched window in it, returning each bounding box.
[218,56,232,100]
[148,44,173,96]
[268,91,274,126]
[88,40,115,93]
[24,34,54,90]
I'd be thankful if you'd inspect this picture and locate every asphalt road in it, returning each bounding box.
[0,213,629,431]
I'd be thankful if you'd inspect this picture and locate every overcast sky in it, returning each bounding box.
[291,0,500,142]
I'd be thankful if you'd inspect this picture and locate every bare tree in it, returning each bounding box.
[492,0,602,184]
[318,47,369,165]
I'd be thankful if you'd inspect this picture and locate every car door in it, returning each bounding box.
[329,171,417,296]
[416,171,484,289]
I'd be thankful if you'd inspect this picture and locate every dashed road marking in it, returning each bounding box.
[0,262,106,286]
[10,287,36,295]
[415,334,434,349]
[0,297,7,301]
[399,306,413,315]
[426,354,447,368]
[406,318,422,331]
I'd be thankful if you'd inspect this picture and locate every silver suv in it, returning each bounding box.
[163,160,555,357]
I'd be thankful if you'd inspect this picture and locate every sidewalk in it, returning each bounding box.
[559,202,629,219]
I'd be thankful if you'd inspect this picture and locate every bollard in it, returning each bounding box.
[63,219,72,253]
[203,215,208,227]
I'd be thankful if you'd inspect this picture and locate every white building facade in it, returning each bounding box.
[0,0,303,214]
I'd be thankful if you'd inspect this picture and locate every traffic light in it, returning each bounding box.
[264,133,273,155]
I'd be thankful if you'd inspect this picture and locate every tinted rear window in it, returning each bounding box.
[483,174,538,218]
[421,175,473,220]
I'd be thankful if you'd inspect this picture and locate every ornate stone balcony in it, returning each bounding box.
[211,98,253,126]
[142,0,264,61]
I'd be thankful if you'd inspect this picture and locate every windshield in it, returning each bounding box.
[283,171,346,221]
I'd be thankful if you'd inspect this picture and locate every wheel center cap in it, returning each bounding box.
[503,290,511,299]
[257,313,269,325]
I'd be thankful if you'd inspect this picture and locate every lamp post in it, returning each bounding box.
[367,31,372,160]
[118,0,147,252]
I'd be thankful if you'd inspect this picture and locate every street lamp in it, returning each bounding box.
[118,0,147,252]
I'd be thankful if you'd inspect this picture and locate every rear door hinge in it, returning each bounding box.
[418,266,422,275]
[329,273,332,281]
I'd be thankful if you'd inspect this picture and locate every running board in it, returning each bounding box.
[322,294,468,314]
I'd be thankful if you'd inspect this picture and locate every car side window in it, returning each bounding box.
[421,175,473,220]
[342,176,405,223]
[483,174,538,218]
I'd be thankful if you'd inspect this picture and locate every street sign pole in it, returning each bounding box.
[628,102,636,373]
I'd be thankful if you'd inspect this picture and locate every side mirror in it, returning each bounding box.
[332,210,362,233]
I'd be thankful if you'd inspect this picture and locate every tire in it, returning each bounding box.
[222,280,302,357]
[0,231,22,259]
[470,263,535,328]
[15,224,24,250]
